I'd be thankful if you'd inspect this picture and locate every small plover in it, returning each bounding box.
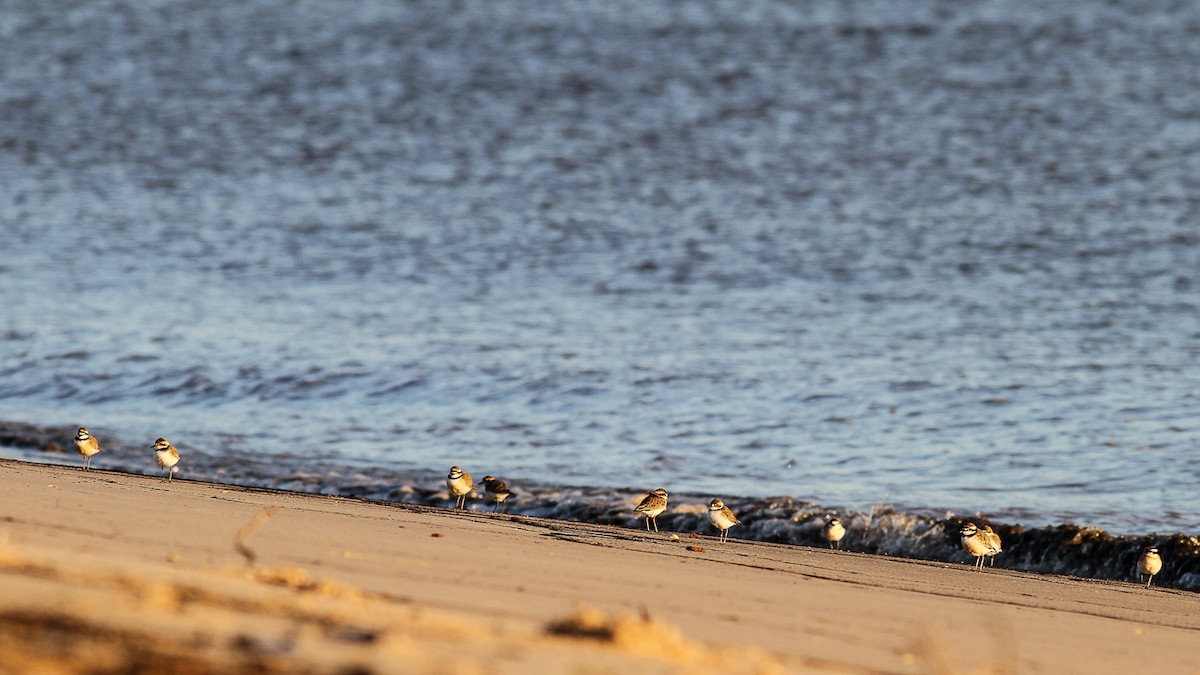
[480,475,514,513]
[1138,546,1162,588]
[446,466,477,509]
[635,488,669,532]
[708,498,741,543]
[822,517,846,550]
[980,525,1003,567]
[153,437,180,481]
[959,522,997,570]
[74,427,101,471]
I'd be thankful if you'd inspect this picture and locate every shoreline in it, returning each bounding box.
[1,418,1194,538]
[1,458,1199,672]
[4,426,1200,591]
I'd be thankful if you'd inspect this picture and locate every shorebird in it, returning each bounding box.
[822,517,846,550]
[635,488,669,532]
[153,437,180,481]
[980,525,1003,567]
[446,466,477,509]
[959,522,998,570]
[74,427,101,471]
[1138,546,1162,588]
[480,475,514,513]
[708,498,741,543]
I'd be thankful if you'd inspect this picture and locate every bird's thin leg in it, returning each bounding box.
[652,517,659,533]
[1146,575,1154,589]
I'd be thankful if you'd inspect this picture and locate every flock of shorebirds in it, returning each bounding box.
[72,427,1166,588]
[448,470,1165,588]
[448,467,850,549]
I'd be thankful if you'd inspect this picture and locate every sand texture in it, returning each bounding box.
[0,459,1197,674]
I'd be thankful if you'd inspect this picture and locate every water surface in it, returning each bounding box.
[2,0,1200,540]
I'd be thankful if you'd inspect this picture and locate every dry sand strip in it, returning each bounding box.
[0,460,1197,674]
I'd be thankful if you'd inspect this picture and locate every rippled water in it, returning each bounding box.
[3,0,1200,540]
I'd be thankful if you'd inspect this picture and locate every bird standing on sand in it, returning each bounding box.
[153,437,180,481]
[822,517,846,550]
[74,427,101,471]
[708,498,741,543]
[980,525,1003,567]
[446,466,477,509]
[1138,546,1163,588]
[959,522,998,570]
[635,488,669,532]
[480,475,514,513]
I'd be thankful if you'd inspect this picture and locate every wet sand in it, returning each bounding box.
[0,459,1197,674]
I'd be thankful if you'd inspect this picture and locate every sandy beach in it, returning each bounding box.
[0,459,1197,674]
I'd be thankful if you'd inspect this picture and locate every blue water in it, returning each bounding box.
[3,0,1200,536]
